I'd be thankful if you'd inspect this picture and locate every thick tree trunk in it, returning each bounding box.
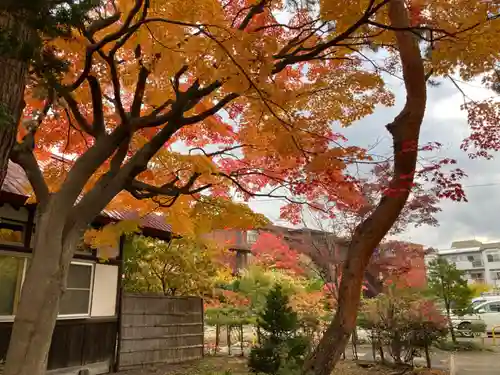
[3,201,77,375]
[302,1,426,375]
[0,12,30,187]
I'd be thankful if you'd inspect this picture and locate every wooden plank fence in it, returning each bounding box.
[117,294,204,370]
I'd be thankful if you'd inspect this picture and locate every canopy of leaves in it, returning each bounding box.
[427,258,473,315]
[123,234,229,296]
[16,0,479,245]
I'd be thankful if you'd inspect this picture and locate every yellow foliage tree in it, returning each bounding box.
[123,235,229,297]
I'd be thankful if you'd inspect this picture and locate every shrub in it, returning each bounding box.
[248,284,310,374]
[358,285,448,367]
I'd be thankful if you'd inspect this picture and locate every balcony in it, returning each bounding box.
[455,259,484,270]
[472,260,484,268]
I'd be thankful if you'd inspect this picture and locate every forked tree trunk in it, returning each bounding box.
[3,200,78,375]
[302,1,426,374]
[0,12,31,186]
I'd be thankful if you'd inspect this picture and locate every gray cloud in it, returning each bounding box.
[250,75,500,250]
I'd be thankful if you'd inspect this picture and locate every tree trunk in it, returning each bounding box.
[3,201,77,375]
[447,311,457,343]
[424,342,431,368]
[301,1,426,374]
[351,328,358,361]
[0,12,30,186]
[215,324,220,353]
[391,332,403,364]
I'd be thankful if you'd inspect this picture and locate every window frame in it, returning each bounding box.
[0,253,94,321]
[246,230,259,245]
[484,301,500,313]
[0,252,29,321]
[487,252,500,263]
[58,261,95,319]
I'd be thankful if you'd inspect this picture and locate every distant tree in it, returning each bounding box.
[123,235,227,297]
[251,233,306,276]
[427,258,473,343]
[469,282,492,298]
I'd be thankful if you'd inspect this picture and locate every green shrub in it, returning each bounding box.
[248,284,310,374]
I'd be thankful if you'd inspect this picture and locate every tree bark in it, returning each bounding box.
[3,199,78,375]
[0,11,30,187]
[302,1,427,374]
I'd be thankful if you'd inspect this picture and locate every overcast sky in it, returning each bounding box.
[246,75,500,250]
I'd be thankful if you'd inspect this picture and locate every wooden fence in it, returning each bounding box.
[117,294,204,370]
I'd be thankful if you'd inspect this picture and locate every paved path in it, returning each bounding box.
[344,345,450,370]
[452,352,500,375]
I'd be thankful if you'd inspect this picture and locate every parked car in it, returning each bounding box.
[451,299,500,336]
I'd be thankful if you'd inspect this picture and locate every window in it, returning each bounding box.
[0,218,25,246]
[487,252,500,262]
[469,271,484,281]
[60,263,93,316]
[246,230,259,245]
[485,302,500,313]
[0,255,25,316]
[0,255,93,318]
[490,270,500,280]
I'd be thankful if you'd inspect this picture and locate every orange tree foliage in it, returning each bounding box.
[16,0,400,225]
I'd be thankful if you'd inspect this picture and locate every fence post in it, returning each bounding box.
[492,325,500,346]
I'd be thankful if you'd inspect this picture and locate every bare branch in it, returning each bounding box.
[181,93,239,125]
[59,89,94,136]
[238,0,266,30]
[131,64,150,118]
[86,12,121,38]
[87,75,105,137]
[69,0,145,91]
[172,65,189,95]
[126,171,208,200]
[10,144,50,205]
[273,0,390,73]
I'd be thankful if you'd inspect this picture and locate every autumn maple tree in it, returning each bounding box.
[3,1,500,375]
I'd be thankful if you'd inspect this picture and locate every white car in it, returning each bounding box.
[451,299,500,335]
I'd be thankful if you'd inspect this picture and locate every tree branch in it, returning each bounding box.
[181,93,239,124]
[10,144,50,205]
[131,64,150,118]
[238,0,266,30]
[59,89,94,136]
[87,75,105,137]
[272,0,390,73]
[126,171,206,199]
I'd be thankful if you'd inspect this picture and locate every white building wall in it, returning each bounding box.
[90,263,118,317]
[483,248,500,286]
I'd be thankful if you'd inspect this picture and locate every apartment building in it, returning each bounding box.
[435,240,500,286]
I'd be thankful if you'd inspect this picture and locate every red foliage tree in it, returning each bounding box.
[251,232,305,275]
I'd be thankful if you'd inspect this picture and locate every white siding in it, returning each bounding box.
[0,203,29,221]
[91,264,118,317]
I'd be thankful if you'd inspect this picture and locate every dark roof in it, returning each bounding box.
[1,161,172,236]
